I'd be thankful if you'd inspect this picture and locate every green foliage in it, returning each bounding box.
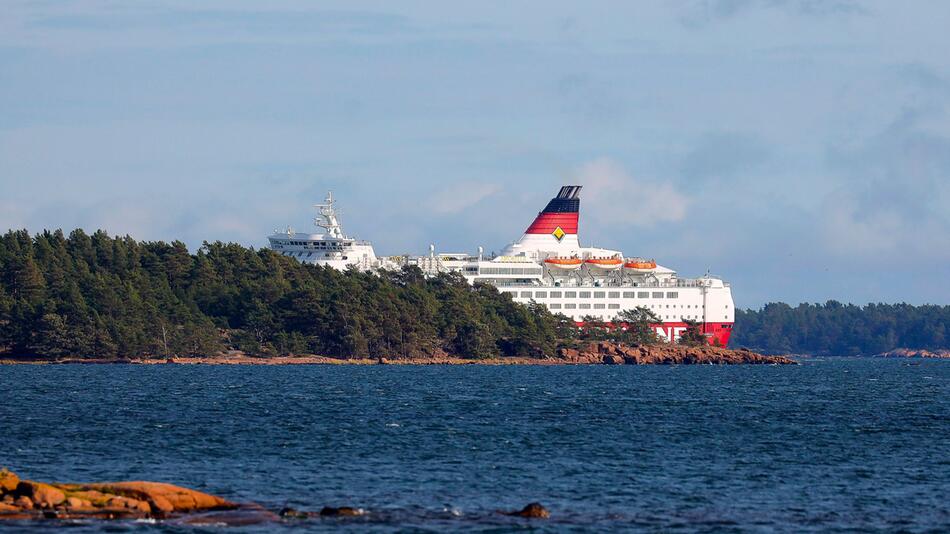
[733,301,950,355]
[678,319,707,347]
[0,229,575,360]
[612,307,661,345]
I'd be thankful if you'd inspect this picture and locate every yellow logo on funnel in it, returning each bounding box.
[552,226,565,241]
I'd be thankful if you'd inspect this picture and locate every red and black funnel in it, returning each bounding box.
[524,185,581,236]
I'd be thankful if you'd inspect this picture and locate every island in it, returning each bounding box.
[0,229,802,365]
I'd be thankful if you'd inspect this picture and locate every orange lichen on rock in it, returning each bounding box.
[0,470,18,493]
[60,481,235,515]
[16,481,66,509]
[0,470,236,521]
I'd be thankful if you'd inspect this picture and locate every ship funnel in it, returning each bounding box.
[523,185,581,237]
[503,185,582,256]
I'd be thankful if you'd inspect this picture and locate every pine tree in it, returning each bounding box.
[679,319,707,346]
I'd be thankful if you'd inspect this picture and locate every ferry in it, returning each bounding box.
[268,186,735,346]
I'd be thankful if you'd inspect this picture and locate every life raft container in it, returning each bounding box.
[584,257,623,271]
[544,257,583,270]
[623,259,657,272]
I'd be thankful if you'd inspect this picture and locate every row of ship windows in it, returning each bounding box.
[480,267,544,275]
[550,303,620,310]
[276,244,350,250]
[508,290,680,299]
[282,251,347,259]
[545,303,704,320]
[277,241,353,247]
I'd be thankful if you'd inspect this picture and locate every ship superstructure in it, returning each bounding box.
[267,193,380,271]
[269,186,735,346]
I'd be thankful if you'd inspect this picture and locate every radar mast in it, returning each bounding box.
[314,192,345,239]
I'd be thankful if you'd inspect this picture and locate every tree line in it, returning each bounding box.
[0,229,596,360]
[7,229,939,359]
[732,301,950,355]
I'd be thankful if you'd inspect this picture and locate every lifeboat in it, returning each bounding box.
[623,259,657,273]
[584,257,623,271]
[544,257,583,270]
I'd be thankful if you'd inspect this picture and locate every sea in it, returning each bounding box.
[1,358,948,532]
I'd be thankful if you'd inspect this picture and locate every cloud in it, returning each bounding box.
[1,3,421,52]
[679,132,771,181]
[677,0,867,28]
[427,182,501,215]
[895,63,950,93]
[819,106,950,259]
[572,158,690,227]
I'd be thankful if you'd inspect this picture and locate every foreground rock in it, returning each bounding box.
[557,342,796,365]
[0,470,236,521]
[502,502,550,519]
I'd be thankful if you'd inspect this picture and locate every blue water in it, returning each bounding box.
[1,359,949,532]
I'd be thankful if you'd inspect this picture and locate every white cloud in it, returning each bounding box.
[571,158,690,227]
[427,181,500,215]
[820,188,950,261]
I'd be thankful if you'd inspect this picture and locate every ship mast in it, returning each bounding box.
[314,192,345,239]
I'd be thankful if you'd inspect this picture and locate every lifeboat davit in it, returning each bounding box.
[584,257,623,271]
[544,257,583,270]
[624,259,657,273]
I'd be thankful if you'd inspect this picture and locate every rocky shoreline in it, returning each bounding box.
[0,469,549,525]
[0,342,794,365]
[557,342,797,365]
[874,348,950,359]
[0,469,236,522]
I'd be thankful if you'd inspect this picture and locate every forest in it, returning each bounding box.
[0,229,590,360]
[731,301,950,355]
[1,229,946,359]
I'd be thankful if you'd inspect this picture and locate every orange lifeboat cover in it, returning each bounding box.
[624,260,657,269]
[585,258,623,265]
[544,257,583,265]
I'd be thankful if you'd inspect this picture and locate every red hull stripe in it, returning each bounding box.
[573,321,734,348]
[525,212,579,234]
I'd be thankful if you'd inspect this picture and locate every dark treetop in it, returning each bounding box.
[732,301,950,355]
[0,229,600,360]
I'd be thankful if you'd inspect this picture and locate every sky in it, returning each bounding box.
[2,0,949,308]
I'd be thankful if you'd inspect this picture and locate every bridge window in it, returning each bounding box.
[535,291,547,298]
[652,292,664,298]
[550,291,562,298]
[565,291,577,298]
[520,291,533,298]
[593,291,605,298]
[579,291,591,298]
[609,291,620,298]
[638,291,649,298]
[667,292,678,298]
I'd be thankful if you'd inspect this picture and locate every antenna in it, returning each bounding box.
[313,191,345,239]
